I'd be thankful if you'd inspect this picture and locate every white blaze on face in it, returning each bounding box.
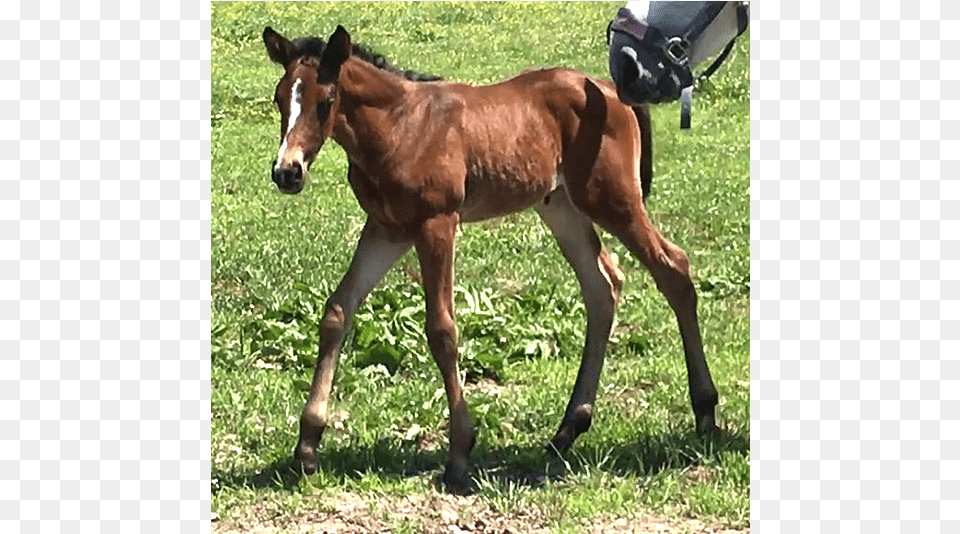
[276,77,303,163]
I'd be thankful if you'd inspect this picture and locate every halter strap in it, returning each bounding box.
[608,7,649,42]
[680,2,749,129]
[656,2,728,51]
[695,2,749,83]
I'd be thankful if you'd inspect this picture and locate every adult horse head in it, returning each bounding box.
[608,1,748,127]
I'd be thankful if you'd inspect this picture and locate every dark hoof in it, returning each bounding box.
[548,406,591,456]
[546,432,573,458]
[696,414,719,439]
[293,442,319,475]
[442,461,473,495]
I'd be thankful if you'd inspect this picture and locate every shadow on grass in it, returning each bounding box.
[212,438,449,493]
[213,425,749,495]
[473,425,749,490]
[213,455,301,492]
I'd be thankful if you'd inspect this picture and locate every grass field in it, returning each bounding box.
[211,2,750,532]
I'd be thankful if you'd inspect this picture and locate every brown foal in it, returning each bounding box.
[262,25,718,490]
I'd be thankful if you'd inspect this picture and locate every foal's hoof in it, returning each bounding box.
[293,443,319,476]
[548,406,591,455]
[546,431,574,457]
[696,414,719,440]
[442,461,473,495]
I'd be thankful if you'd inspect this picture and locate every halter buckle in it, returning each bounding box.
[664,37,689,64]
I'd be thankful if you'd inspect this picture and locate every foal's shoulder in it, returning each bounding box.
[403,81,469,117]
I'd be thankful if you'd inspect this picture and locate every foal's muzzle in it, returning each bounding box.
[272,159,304,194]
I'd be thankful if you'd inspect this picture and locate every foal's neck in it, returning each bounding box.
[333,58,410,161]
[339,57,409,110]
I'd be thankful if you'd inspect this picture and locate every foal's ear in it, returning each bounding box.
[263,26,296,66]
[320,25,351,74]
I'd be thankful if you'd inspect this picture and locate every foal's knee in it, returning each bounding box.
[317,301,349,353]
[321,302,347,332]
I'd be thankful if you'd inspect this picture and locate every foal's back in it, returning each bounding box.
[403,67,643,222]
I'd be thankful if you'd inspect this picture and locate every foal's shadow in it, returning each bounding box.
[212,438,452,493]
[214,426,749,495]
[214,455,301,492]
[471,425,749,493]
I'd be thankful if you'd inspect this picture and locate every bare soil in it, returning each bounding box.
[211,491,749,534]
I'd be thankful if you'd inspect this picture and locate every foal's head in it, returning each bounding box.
[263,26,352,194]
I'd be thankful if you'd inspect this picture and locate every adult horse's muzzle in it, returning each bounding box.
[609,31,684,106]
[272,159,305,194]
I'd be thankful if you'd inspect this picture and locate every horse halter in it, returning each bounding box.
[608,1,749,129]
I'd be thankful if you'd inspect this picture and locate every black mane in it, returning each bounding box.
[291,36,442,82]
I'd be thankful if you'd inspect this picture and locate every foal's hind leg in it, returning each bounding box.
[603,214,719,437]
[536,189,624,453]
[295,217,412,474]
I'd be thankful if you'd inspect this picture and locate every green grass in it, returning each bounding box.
[212,2,749,531]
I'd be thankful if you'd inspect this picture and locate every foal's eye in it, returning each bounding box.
[317,100,332,121]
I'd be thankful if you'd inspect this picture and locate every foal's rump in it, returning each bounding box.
[449,68,647,222]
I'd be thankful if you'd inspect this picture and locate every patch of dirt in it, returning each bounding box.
[606,382,657,416]
[212,491,748,534]
[682,465,717,484]
[464,378,504,397]
[417,429,444,454]
[211,493,387,534]
[212,278,249,301]
[586,516,749,534]
[400,261,422,284]
[380,492,549,534]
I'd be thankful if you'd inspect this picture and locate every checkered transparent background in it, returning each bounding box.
[752,0,957,531]
[3,0,958,531]
[4,0,210,532]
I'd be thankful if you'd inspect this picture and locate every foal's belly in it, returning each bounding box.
[459,166,558,222]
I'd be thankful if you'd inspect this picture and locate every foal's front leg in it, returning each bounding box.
[295,217,411,474]
[415,214,475,491]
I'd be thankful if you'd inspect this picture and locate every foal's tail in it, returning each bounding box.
[633,104,653,203]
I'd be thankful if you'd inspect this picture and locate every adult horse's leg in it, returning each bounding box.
[295,216,412,474]
[415,213,475,491]
[535,188,623,453]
